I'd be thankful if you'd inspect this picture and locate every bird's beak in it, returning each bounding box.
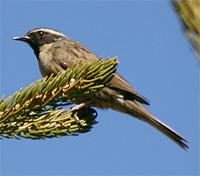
[13,35,31,42]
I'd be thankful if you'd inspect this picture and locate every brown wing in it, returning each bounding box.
[51,39,149,105]
[109,74,150,105]
[52,39,98,70]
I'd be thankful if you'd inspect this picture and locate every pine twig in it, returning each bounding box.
[172,0,200,61]
[0,58,118,139]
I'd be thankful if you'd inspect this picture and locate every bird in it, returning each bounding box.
[13,27,188,149]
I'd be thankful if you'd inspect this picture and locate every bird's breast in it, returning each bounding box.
[38,43,65,77]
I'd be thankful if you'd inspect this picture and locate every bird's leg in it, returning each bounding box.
[69,100,93,123]
[71,103,88,122]
[71,102,89,111]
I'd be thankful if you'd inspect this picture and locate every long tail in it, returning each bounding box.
[121,100,189,150]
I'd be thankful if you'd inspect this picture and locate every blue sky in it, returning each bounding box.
[0,0,199,175]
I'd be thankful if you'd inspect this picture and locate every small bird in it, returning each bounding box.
[13,27,188,149]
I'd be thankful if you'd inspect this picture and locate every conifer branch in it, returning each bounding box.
[0,58,118,139]
[172,0,200,61]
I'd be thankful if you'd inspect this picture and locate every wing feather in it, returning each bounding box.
[51,39,149,105]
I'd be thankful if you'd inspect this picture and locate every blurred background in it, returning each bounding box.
[0,1,199,175]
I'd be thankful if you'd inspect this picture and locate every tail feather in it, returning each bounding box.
[123,100,189,150]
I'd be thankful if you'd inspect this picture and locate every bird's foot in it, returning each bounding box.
[70,101,93,123]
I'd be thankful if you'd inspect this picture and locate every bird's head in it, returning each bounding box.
[13,28,68,56]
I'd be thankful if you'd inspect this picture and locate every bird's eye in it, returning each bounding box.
[39,31,44,36]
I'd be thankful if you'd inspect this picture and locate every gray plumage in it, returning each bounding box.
[13,27,188,149]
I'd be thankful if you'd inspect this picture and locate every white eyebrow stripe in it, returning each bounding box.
[29,28,66,37]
